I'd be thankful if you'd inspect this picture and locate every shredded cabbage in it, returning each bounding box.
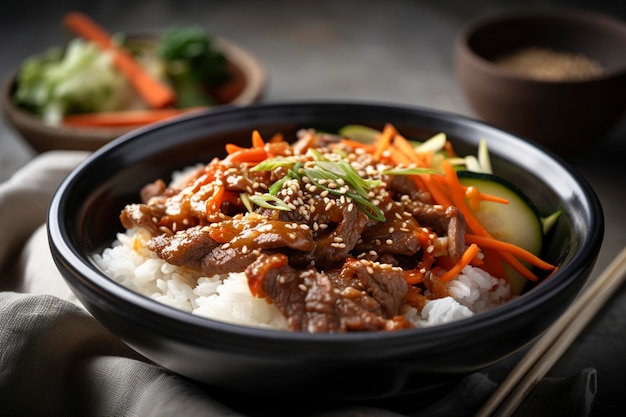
[14,38,131,125]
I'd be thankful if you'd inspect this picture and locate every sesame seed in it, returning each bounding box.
[386,239,393,245]
[366,266,375,274]
[242,245,248,254]
[298,284,308,292]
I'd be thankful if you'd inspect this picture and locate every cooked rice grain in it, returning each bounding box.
[94,228,512,330]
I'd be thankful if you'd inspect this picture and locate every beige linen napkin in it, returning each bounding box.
[0,151,596,417]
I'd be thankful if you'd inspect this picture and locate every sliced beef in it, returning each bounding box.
[354,206,422,257]
[120,203,161,235]
[148,218,316,275]
[403,201,467,262]
[246,254,412,333]
[445,206,466,262]
[290,203,370,269]
[148,225,221,271]
[387,174,431,204]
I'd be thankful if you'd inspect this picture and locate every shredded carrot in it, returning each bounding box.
[439,243,480,282]
[480,248,507,278]
[339,138,375,152]
[225,143,246,154]
[373,123,396,160]
[421,174,454,208]
[205,185,225,218]
[63,107,203,127]
[500,253,540,282]
[63,11,176,109]
[465,234,555,271]
[269,132,284,143]
[251,130,265,148]
[441,160,490,237]
[225,147,268,163]
[404,270,425,285]
[391,133,420,164]
[388,144,414,165]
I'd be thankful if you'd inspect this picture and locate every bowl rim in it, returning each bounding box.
[455,7,626,84]
[47,100,604,347]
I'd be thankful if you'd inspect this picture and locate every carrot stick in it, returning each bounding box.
[439,243,480,282]
[251,130,265,148]
[225,143,246,154]
[464,185,509,211]
[392,133,420,164]
[465,234,555,271]
[339,138,375,152]
[63,107,203,127]
[225,147,268,163]
[63,12,176,109]
[441,160,490,237]
[420,174,454,208]
[373,123,396,160]
[389,144,414,165]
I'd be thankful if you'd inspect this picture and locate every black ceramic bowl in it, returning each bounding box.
[48,102,603,404]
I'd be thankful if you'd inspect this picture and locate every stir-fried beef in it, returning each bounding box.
[290,203,370,269]
[246,253,412,333]
[148,218,316,275]
[118,128,471,333]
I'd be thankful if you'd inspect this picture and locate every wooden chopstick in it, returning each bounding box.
[476,245,626,417]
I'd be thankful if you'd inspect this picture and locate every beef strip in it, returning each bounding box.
[148,218,316,275]
[246,253,412,333]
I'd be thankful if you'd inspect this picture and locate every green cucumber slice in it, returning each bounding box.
[457,171,543,294]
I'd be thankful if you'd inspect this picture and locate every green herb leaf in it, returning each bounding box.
[251,156,297,171]
[381,167,437,176]
[247,194,293,211]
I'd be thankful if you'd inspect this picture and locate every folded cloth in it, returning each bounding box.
[0,151,597,417]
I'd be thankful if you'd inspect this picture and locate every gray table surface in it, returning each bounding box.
[2,0,626,415]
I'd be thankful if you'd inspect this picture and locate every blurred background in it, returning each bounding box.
[2,0,626,180]
[2,0,626,415]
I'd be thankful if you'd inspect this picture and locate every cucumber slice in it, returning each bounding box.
[457,171,543,294]
[338,124,381,144]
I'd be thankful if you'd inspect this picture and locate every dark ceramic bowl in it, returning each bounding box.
[2,37,267,153]
[455,8,626,154]
[47,102,603,405]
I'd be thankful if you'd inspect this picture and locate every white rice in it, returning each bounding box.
[94,228,513,330]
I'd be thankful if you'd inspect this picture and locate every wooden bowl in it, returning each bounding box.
[455,8,626,154]
[2,37,267,153]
